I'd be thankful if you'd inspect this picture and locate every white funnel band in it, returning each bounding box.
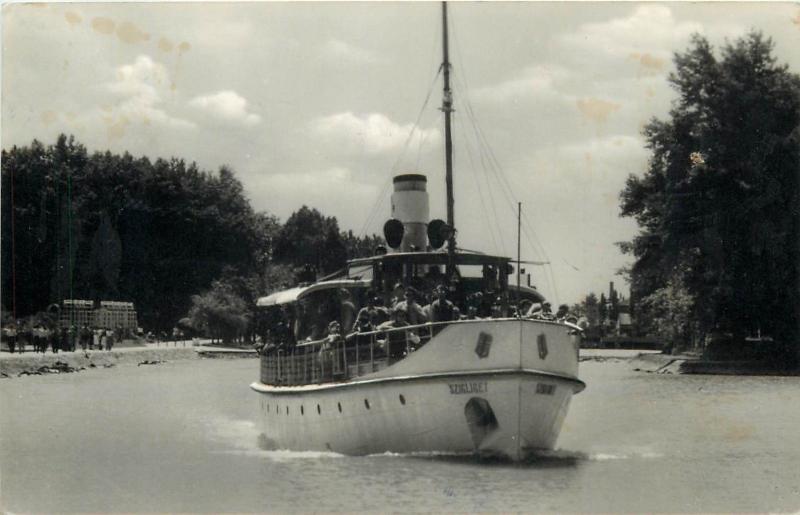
[391,174,429,252]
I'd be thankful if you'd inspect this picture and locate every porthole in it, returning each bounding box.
[364,399,370,410]
[286,406,289,415]
[338,402,342,413]
[399,394,406,405]
[317,404,321,415]
[301,405,304,415]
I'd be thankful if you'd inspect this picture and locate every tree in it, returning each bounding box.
[619,33,800,364]
[2,135,277,331]
[640,270,694,352]
[598,293,608,325]
[187,279,250,344]
[583,293,600,327]
[273,206,345,275]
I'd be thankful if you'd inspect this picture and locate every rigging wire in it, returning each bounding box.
[452,107,501,253]
[359,66,443,237]
[450,17,560,302]
[452,82,507,255]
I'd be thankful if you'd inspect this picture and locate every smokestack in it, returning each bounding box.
[391,174,429,252]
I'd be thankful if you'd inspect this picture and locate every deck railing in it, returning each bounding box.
[259,322,444,386]
[258,317,579,386]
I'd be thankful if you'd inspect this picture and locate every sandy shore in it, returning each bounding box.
[0,343,254,378]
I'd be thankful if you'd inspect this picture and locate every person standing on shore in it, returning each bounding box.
[79,325,88,351]
[106,329,115,351]
[99,329,107,351]
[92,328,100,350]
[50,327,60,353]
[68,325,77,352]
[4,323,17,353]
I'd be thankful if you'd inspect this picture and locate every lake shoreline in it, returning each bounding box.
[0,345,256,378]
[629,351,800,376]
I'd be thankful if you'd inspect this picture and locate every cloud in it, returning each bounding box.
[252,167,380,229]
[189,90,261,126]
[559,5,703,61]
[472,65,572,104]
[103,55,195,130]
[320,38,380,65]
[310,112,440,155]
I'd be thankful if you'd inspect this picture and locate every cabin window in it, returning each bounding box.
[301,405,304,415]
[399,394,406,405]
[286,406,289,415]
[364,399,370,410]
[338,402,342,413]
[317,404,321,415]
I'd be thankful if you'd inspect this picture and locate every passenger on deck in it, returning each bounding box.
[394,287,428,325]
[352,294,379,332]
[377,308,417,359]
[390,283,406,308]
[338,289,357,334]
[518,300,533,318]
[526,302,542,317]
[555,304,578,324]
[323,321,343,347]
[538,302,555,320]
[373,297,391,325]
[429,284,457,323]
[350,309,375,335]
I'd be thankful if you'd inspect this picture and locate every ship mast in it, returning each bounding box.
[441,1,456,278]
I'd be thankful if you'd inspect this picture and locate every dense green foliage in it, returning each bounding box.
[2,135,381,335]
[619,33,800,361]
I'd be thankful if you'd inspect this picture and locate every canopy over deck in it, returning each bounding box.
[346,249,512,268]
[256,279,371,307]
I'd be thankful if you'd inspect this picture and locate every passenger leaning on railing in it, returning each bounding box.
[350,309,375,336]
[376,307,420,360]
[393,287,428,325]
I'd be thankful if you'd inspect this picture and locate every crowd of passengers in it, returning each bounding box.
[258,280,577,357]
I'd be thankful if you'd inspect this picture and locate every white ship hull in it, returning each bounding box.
[251,318,584,461]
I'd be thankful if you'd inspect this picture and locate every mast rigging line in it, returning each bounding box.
[453,92,508,255]
[453,110,503,254]
[449,14,559,301]
[358,66,443,238]
[450,67,550,268]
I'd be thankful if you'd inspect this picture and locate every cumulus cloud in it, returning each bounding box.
[559,5,703,60]
[310,112,440,155]
[103,55,195,130]
[320,38,380,65]
[472,65,572,104]
[189,90,261,126]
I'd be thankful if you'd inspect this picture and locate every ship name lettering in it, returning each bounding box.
[448,382,488,394]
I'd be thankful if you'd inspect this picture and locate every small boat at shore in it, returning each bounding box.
[250,2,585,461]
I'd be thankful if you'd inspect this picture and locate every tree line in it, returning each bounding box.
[618,32,800,365]
[1,135,381,338]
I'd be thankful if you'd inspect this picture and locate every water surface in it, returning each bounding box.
[1,356,798,512]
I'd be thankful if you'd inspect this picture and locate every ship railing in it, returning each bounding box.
[259,321,463,386]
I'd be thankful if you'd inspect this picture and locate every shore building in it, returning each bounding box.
[60,299,94,328]
[94,301,137,330]
[59,299,137,330]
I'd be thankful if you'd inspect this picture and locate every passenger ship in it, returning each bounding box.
[251,3,585,461]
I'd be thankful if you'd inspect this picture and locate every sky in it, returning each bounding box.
[2,1,799,305]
